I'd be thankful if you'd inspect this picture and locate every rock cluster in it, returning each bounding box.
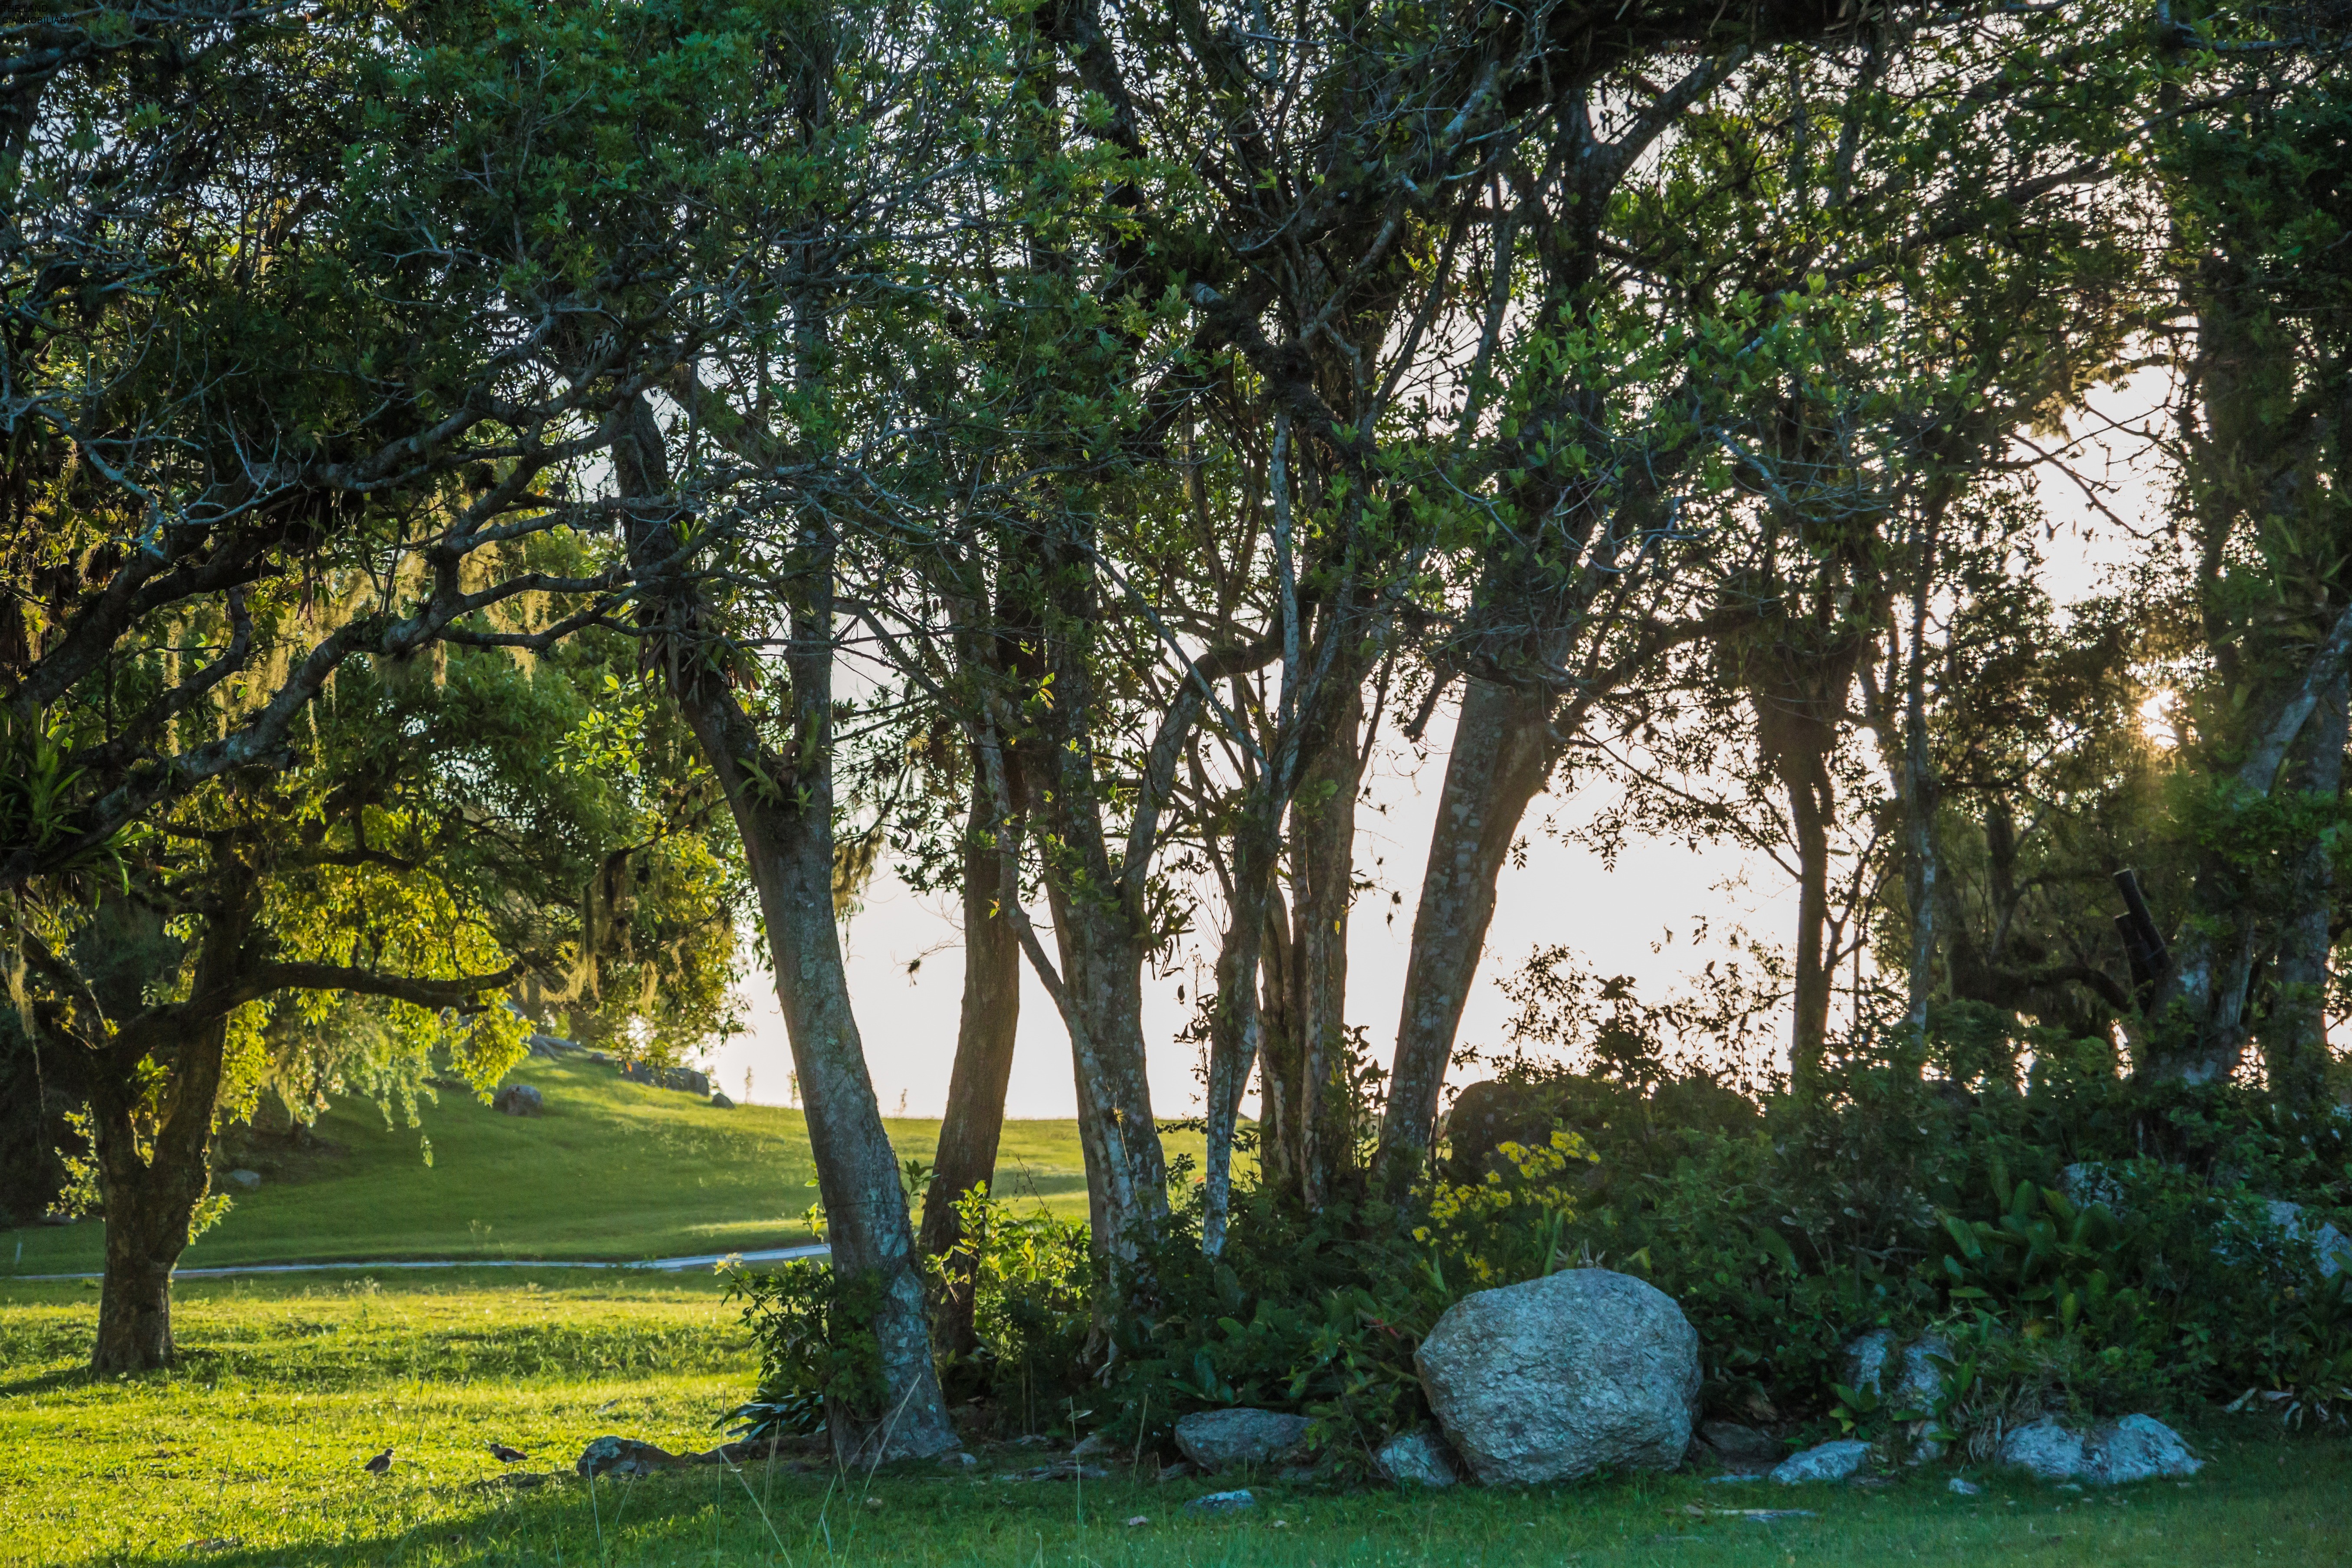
[1997,1416,2201,1485]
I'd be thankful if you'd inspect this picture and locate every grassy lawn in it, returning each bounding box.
[0,1059,1140,1276]
[0,1271,2346,1567]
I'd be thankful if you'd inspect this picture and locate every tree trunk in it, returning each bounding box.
[2263,664,2349,1110]
[1031,810,1169,1284]
[1375,677,1554,1189]
[618,399,954,1464]
[86,875,251,1374]
[1255,889,1303,1196]
[88,1133,206,1373]
[1775,744,1836,1088]
[2149,598,2352,1085]
[1286,681,1364,1204]
[917,780,1024,1356]
[1200,807,1279,1256]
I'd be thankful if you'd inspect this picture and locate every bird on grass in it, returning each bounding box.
[363,1448,393,1475]
[488,1443,528,1465]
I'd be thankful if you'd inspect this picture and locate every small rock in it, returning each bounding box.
[1373,1429,1460,1488]
[1710,1508,1817,1521]
[996,1462,1108,1482]
[2058,1162,2130,1213]
[576,1436,684,1478]
[183,1539,242,1555]
[1949,1476,1983,1496]
[478,1472,552,1490]
[1124,1515,1150,1528]
[493,1084,545,1118]
[939,1450,979,1468]
[1183,1489,1256,1516]
[1842,1329,1951,1413]
[1769,1440,1872,1485]
[1700,1420,1780,1466]
[1997,1416,2201,1486]
[1173,1408,1310,1471]
[1156,1461,1193,1482]
[223,1169,262,1192]
[864,1496,883,1512]
[1071,1430,1118,1461]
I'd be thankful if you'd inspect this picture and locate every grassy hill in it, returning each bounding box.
[0,1056,1133,1277]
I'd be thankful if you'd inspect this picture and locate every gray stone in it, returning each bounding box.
[1172,1409,1310,1471]
[1842,1329,1950,1414]
[2058,1162,2131,1213]
[1997,1419,2085,1481]
[493,1084,544,1117]
[526,1033,580,1058]
[1183,1489,1255,1516]
[1372,1430,1459,1488]
[1416,1267,1701,1486]
[1701,1421,1780,1465]
[709,1091,736,1109]
[224,1169,262,1191]
[1070,1431,1118,1461]
[2083,1416,2202,1485]
[2260,1200,2352,1279]
[622,1061,711,1096]
[1769,1440,1871,1485]
[575,1437,684,1478]
[1997,1416,2201,1485]
[1948,1477,1983,1496]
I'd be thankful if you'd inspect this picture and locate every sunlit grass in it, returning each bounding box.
[0,1059,1143,1277]
[0,1273,2344,1568]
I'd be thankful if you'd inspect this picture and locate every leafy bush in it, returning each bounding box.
[721,1260,885,1444]
[932,1181,1095,1430]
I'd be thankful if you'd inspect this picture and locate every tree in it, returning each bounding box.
[20,622,734,1370]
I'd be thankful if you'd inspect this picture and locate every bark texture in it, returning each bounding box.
[1260,684,1365,1205]
[1376,677,1554,1185]
[2264,668,2348,1109]
[85,872,252,1372]
[917,781,1025,1355]
[618,397,954,1463]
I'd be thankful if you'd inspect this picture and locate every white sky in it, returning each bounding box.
[704,372,2172,1120]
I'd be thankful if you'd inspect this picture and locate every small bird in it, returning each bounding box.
[363,1448,393,1475]
[488,1443,528,1465]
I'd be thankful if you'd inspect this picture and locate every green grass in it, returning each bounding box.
[0,1059,1140,1276]
[0,1272,2346,1567]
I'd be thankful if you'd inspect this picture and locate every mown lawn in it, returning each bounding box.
[0,1059,1138,1276]
[0,1271,2345,1568]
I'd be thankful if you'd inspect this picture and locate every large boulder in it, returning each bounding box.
[1997,1416,2201,1485]
[1172,1409,1310,1471]
[1415,1267,1700,1485]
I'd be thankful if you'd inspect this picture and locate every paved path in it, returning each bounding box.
[12,1243,831,1283]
